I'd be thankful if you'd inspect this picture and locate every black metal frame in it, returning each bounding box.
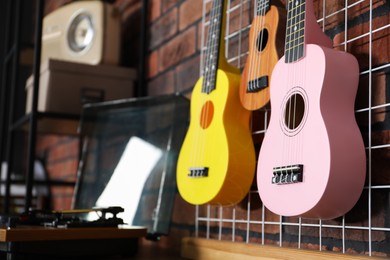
[0,0,85,214]
[24,0,44,213]
[0,0,24,214]
[0,0,149,214]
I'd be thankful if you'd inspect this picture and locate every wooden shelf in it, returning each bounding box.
[181,237,385,260]
[0,225,146,242]
[0,225,147,258]
[12,111,80,135]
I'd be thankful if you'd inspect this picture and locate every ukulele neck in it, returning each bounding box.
[202,0,225,94]
[284,0,306,63]
[284,0,333,63]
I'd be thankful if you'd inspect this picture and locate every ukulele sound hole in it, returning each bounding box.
[256,29,269,52]
[284,93,305,130]
[200,101,214,129]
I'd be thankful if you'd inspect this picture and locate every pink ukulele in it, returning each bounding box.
[257,0,366,219]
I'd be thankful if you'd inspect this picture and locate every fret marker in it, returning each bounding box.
[212,65,215,70]
[205,67,209,72]
[294,26,298,31]
[296,1,299,6]
[212,34,216,39]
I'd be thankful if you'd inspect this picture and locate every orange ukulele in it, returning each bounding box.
[240,0,286,110]
[176,0,256,205]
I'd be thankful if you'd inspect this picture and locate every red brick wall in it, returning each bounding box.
[144,0,390,257]
[37,0,390,257]
[36,134,79,209]
[147,0,201,96]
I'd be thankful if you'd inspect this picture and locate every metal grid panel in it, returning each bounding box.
[196,0,390,257]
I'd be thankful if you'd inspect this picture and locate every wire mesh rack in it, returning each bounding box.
[195,0,390,257]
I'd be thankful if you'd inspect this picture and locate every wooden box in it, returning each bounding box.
[25,59,136,115]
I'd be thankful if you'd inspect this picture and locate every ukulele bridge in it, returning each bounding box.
[188,167,209,178]
[247,76,268,93]
[272,164,303,185]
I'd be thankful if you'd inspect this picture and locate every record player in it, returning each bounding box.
[1,94,189,258]
[1,207,125,229]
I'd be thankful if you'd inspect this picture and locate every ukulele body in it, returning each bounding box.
[177,69,256,205]
[257,44,366,219]
[240,5,286,110]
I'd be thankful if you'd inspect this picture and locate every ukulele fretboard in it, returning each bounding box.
[285,0,305,63]
[202,0,224,94]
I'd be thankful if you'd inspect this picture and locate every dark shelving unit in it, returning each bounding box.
[1,0,29,214]
[0,0,79,214]
[0,0,148,214]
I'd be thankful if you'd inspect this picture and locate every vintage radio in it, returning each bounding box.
[41,1,121,65]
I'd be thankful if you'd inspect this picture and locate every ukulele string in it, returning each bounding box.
[246,0,256,109]
[289,0,299,171]
[198,0,221,170]
[257,0,268,107]
[248,0,260,109]
[288,1,299,179]
[284,0,297,173]
[249,0,266,109]
[292,0,305,173]
[281,0,290,172]
[191,0,206,176]
[194,0,213,171]
[297,0,306,169]
[201,0,218,167]
[263,0,274,108]
[290,0,297,168]
[298,0,306,170]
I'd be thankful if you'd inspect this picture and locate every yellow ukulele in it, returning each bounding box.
[240,0,286,110]
[176,0,256,205]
